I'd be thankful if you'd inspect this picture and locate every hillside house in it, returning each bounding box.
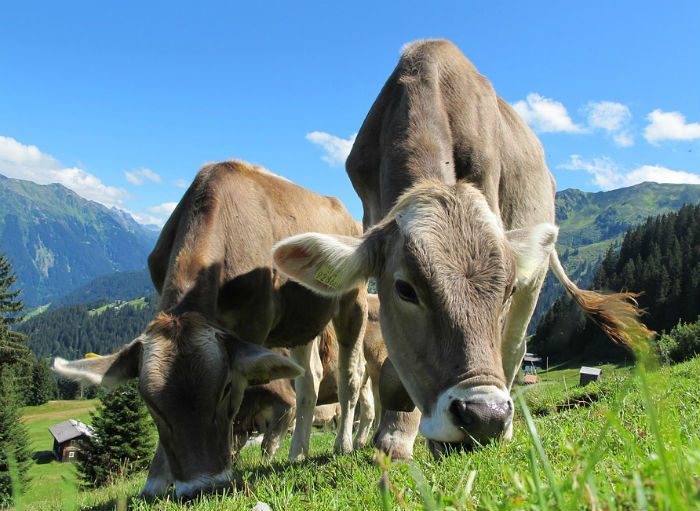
[48,419,95,462]
[579,366,602,386]
[522,353,543,374]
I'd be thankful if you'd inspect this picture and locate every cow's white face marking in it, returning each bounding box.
[420,385,513,442]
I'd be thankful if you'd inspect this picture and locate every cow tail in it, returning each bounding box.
[548,250,653,350]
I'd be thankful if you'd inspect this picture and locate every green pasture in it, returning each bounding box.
[17,357,700,510]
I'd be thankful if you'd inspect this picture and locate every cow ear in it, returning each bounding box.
[272,233,372,296]
[506,223,558,287]
[52,339,142,388]
[231,341,304,385]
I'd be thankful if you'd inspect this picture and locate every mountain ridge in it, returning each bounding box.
[0,174,159,305]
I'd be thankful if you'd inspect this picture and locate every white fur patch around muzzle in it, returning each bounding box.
[419,385,513,442]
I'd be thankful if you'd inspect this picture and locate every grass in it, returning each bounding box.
[17,358,700,510]
[19,400,98,509]
[88,297,148,317]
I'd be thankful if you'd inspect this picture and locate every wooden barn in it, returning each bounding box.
[48,419,95,462]
[579,366,602,386]
[522,353,543,374]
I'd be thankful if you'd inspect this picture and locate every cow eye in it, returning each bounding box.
[395,279,419,305]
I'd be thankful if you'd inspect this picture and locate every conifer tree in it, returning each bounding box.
[0,368,32,508]
[27,359,57,406]
[77,381,154,488]
[0,254,32,400]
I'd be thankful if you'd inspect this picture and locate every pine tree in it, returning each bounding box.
[26,359,57,406]
[77,382,155,488]
[0,254,32,402]
[0,368,32,508]
[0,255,23,327]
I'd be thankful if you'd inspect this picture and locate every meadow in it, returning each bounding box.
[14,356,700,510]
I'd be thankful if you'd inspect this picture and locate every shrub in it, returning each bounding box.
[657,316,700,364]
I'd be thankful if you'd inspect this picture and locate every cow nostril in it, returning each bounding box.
[449,399,475,427]
[449,398,512,442]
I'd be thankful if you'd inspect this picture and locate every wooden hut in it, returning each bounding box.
[579,366,602,386]
[48,419,95,462]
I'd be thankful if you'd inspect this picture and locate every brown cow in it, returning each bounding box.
[53,161,368,497]
[232,295,385,459]
[273,40,649,457]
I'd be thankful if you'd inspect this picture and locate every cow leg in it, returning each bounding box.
[373,409,421,461]
[501,269,547,394]
[333,288,368,454]
[354,372,375,448]
[140,441,173,498]
[289,340,323,461]
[371,375,382,430]
[262,404,295,460]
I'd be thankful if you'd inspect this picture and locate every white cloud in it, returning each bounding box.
[512,93,584,133]
[124,167,162,185]
[0,135,131,208]
[306,131,357,167]
[586,101,631,132]
[131,202,178,226]
[613,131,634,148]
[173,178,189,189]
[559,154,700,190]
[585,101,634,147]
[644,109,700,144]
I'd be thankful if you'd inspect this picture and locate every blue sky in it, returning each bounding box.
[1,1,698,225]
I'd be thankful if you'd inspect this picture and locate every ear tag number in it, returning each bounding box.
[315,264,341,289]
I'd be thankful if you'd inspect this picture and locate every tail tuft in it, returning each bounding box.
[549,251,654,350]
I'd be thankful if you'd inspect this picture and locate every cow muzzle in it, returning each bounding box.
[419,385,513,445]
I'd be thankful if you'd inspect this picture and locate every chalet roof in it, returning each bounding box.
[579,366,602,376]
[48,419,95,443]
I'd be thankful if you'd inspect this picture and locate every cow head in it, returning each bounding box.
[273,181,556,448]
[52,311,302,498]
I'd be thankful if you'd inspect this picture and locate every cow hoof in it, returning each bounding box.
[334,438,354,454]
[373,433,414,461]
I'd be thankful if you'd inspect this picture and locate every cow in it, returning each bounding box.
[52,160,368,497]
[232,295,386,459]
[272,40,650,457]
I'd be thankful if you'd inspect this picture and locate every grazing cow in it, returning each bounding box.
[53,161,367,497]
[273,40,649,456]
[232,295,386,459]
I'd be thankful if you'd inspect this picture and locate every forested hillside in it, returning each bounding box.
[17,296,158,359]
[531,181,700,330]
[0,174,158,305]
[532,202,700,360]
[50,269,154,309]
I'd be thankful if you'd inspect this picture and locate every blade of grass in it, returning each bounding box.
[635,363,682,509]
[528,446,548,510]
[515,391,565,509]
[632,471,648,511]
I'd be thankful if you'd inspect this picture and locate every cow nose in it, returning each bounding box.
[449,398,512,443]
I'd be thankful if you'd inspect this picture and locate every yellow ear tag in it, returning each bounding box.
[314,264,341,289]
[84,353,103,359]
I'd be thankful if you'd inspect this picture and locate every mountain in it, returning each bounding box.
[530,182,700,331]
[50,269,155,309]
[0,174,159,306]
